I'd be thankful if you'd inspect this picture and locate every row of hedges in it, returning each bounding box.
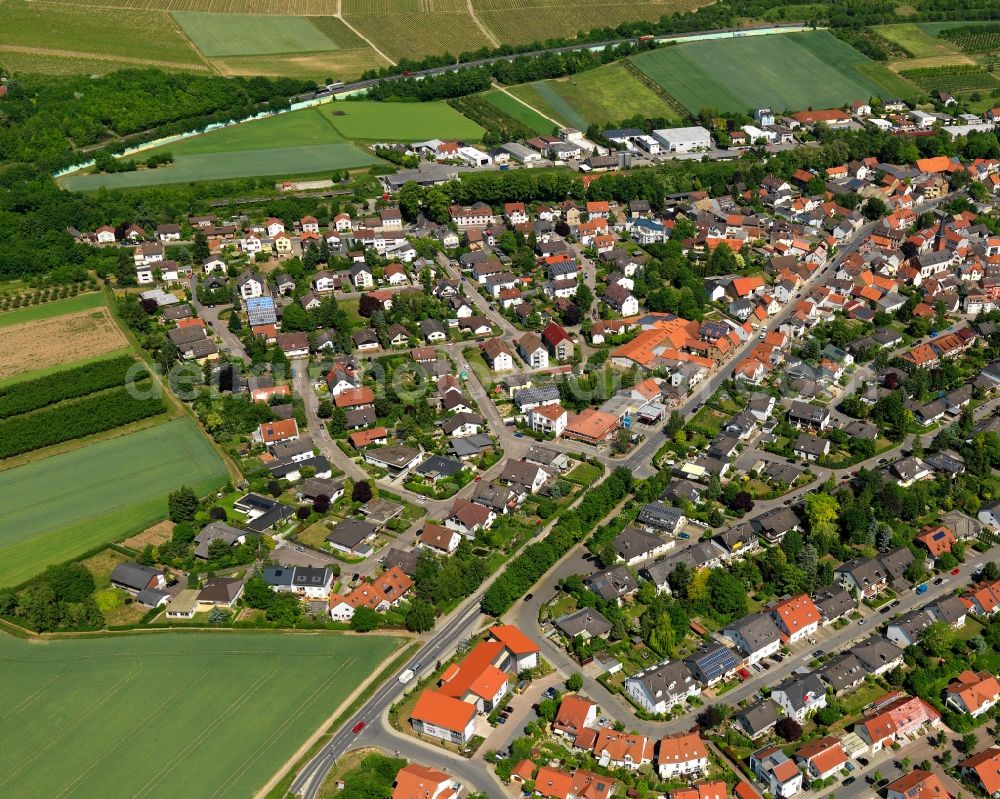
[0,384,165,459]
[480,467,634,616]
[0,355,141,419]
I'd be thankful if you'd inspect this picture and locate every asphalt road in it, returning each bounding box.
[290,592,493,797]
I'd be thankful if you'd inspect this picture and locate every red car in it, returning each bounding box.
[951,568,961,575]
[352,721,366,734]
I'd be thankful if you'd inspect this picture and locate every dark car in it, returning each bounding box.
[858,757,870,767]
[524,593,533,601]
[843,777,856,786]
[878,779,890,787]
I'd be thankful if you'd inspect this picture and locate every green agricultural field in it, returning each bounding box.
[876,23,964,59]
[0,292,104,328]
[321,100,485,141]
[482,89,556,135]
[60,142,377,191]
[0,632,405,798]
[0,0,203,67]
[631,30,901,114]
[172,12,341,56]
[519,81,589,130]
[150,107,346,157]
[534,62,679,126]
[0,418,227,587]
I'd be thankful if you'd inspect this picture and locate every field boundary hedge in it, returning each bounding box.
[0,355,141,419]
[0,385,166,459]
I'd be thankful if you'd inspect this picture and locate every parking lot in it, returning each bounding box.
[476,671,564,759]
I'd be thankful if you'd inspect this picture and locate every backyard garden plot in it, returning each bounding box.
[0,632,405,799]
[0,305,128,381]
[0,418,227,587]
[172,12,341,56]
[630,30,899,114]
[321,100,485,140]
[0,0,203,66]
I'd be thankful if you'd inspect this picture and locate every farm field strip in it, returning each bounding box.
[342,10,496,61]
[320,100,485,140]
[0,418,227,586]
[474,0,702,46]
[210,48,390,79]
[26,0,351,12]
[306,15,372,48]
[0,306,128,380]
[876,22,963,59]
[630,30,895,114]
[172,11,342,56]
[525,81,588,130]
[0,292,104,327]
[0,633,405,799]
[532,62,678,126]
[482,89,557,134]
[60,142,378,190]
[0,0,203,65]
[140,107,347,157]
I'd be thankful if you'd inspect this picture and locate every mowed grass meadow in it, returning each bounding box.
[0,418,227,587]
[631,30,912,114]
[0,632,406,798]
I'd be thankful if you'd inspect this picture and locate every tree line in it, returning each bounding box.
[0,69,316,172]
[480,467,634,616]
[0,385,165,459]
[0,355,141,419]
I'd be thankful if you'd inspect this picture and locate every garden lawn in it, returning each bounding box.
[172,12,341,57]
[0,292,104,327]
[566,462,602,485]
[60,143,377,191]
[0,418,227,587]
[631,30,898,114]
[0,631,405,799]
[321,100,484,141]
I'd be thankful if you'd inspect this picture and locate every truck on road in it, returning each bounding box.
[398,669,415,685]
